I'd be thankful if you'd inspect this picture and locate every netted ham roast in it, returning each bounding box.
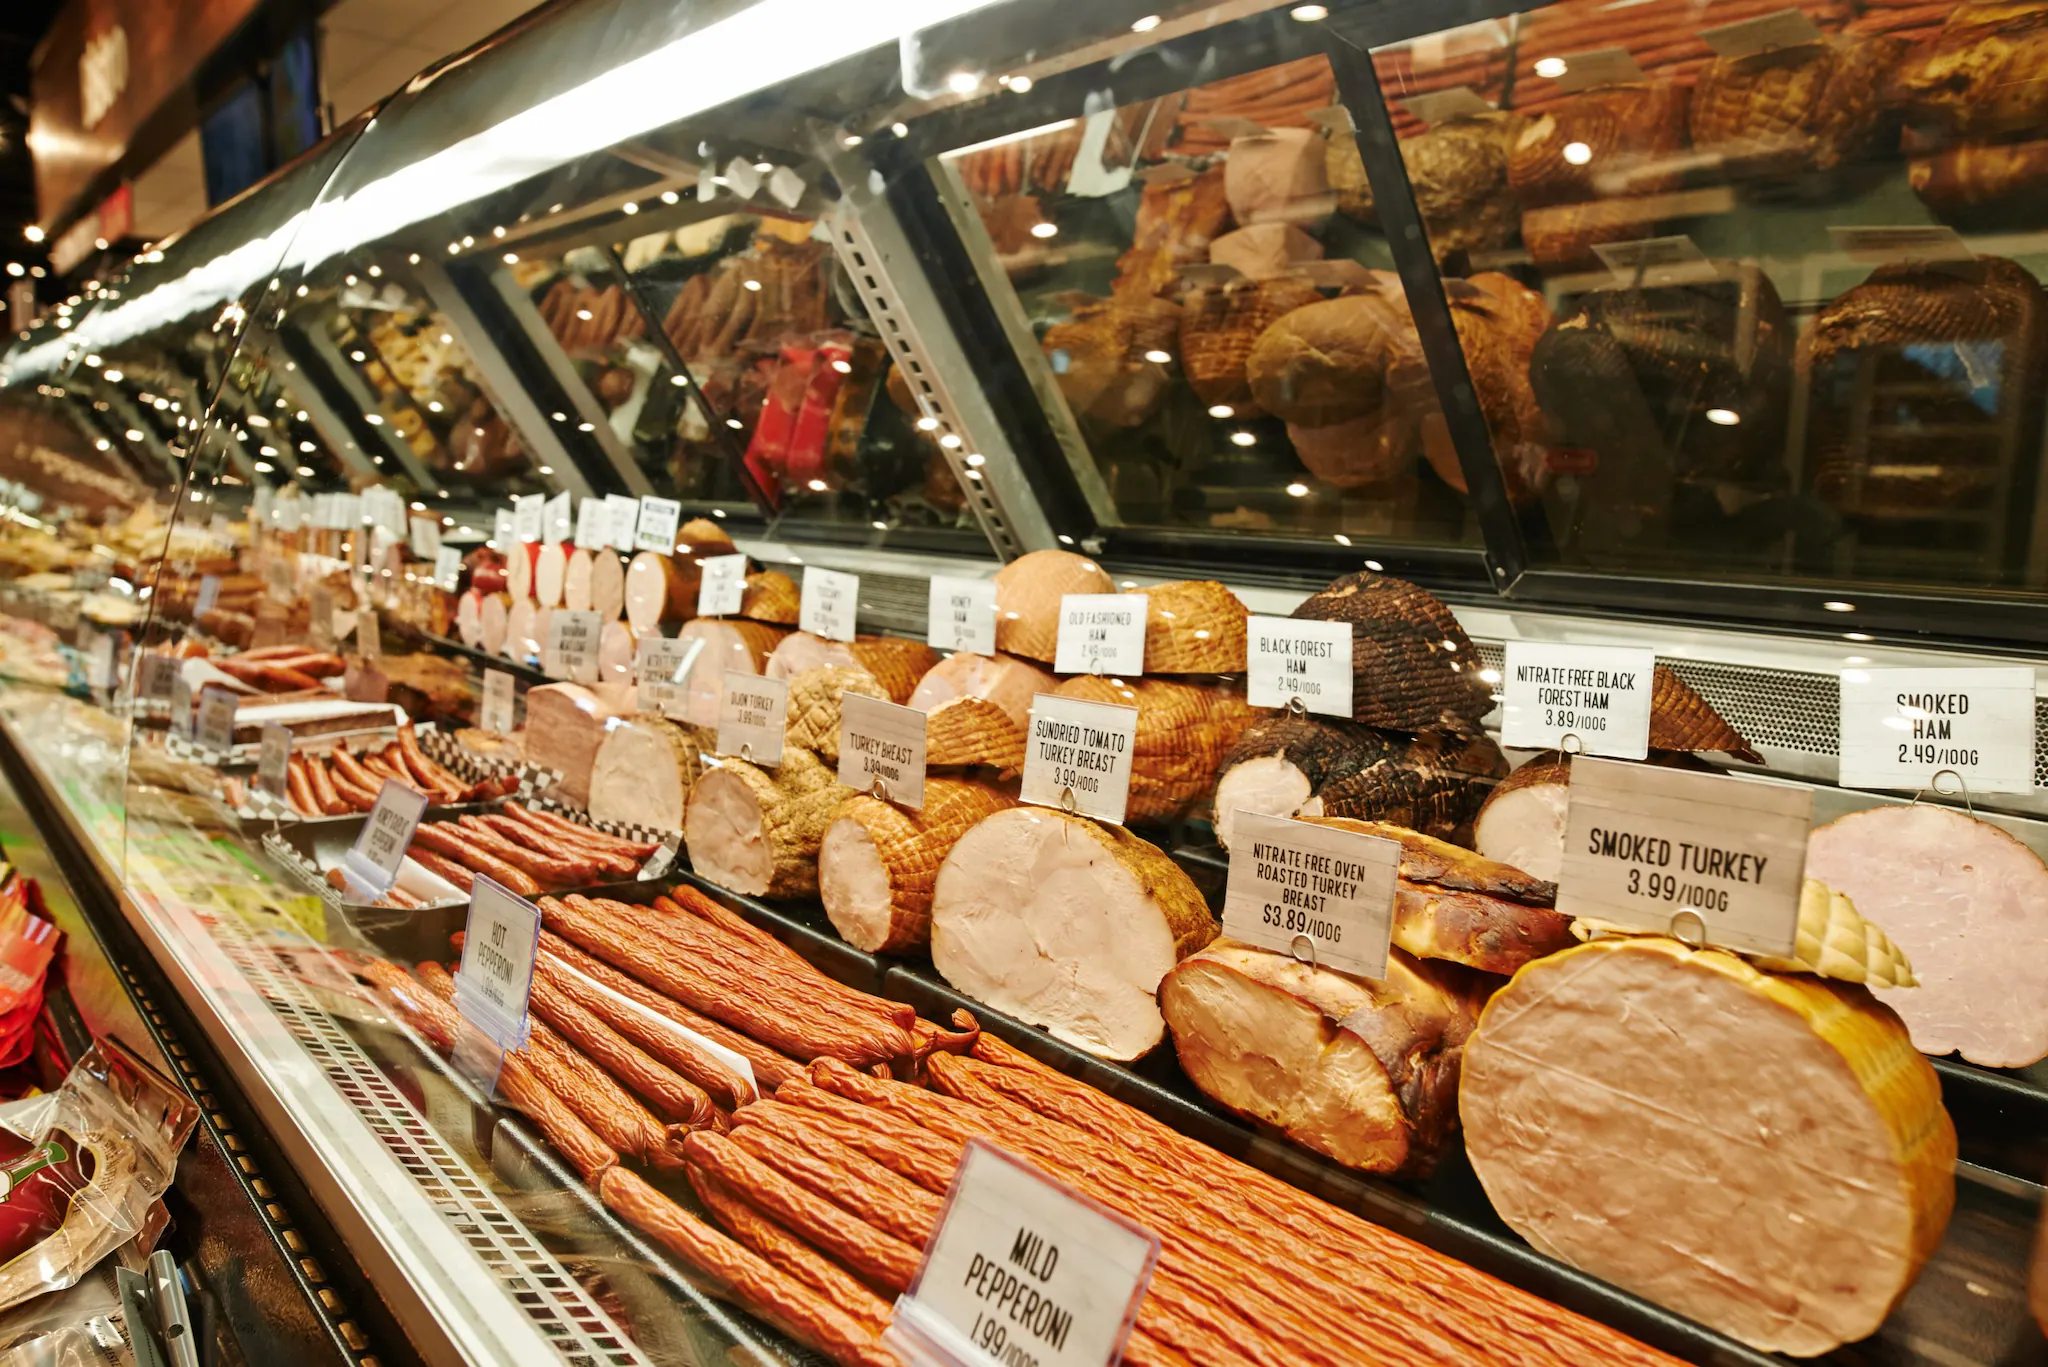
[1135,579,1248,674]
[1690,34,1907,175]
[1530,266,1792,489]
[1509,82,1689,269]
[1111,166,1231,300]
[783,665,886,761]
[1042,295,1181,427]
[1649,665,1761,761]
[1799,255,2046,515]
[1909,134,2048,231]
[1213,711,1506,850]
[764,632,939,704]
[1160,940,1488,1177]
[1290,571,1494,730]
[907,650,1053,728]
[1051,675,1252,824]
[1178,276,1321,416]
[924,697,1027,769]
[739,570,800,624]
[1387,273,1551,503]
[820,778,1016,953]
[1327,112,1525,263]
[992,550,1113,664]
[676,618,789,729]
[1891,1,2048,138]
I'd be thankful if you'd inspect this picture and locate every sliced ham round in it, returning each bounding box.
[1461,936,1956,1357]
[590,550,626,622]
[456,589,484,648]
[597,620,638,685]
[1805,803,2048,1068]
[524,680,635,808]
[506,541,540,603]
[930,807,1216,1060]
[534,542,568,608]
[676,618,790,729]
[1472,753,1571,881]
[906,651,1055,729]
[562,547,594,612]
[589,715,699,831]
[504,599,538,662]
[479,592,511,656]
[625,551,693,633]
[992,549,1113,663]
[820,778,1015,953]
[683,749,843,899]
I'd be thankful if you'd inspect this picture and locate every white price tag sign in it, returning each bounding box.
[634,496,681,553]
[697,554,748,617]
[139,653,178,702]
[1020,693,1137,824]
[195,575,220,618]
[514,494,545,543]
[547,610,602,683]
[1221,813,1398,981]
[344,780,431,897]
[170,673,196,740]
[928,576,998,655]
[838,693,927,809]
[636,634,706,716]
[358,608,382,663]
[257,723,291,798]
[543,490,573,545]
[454,876,542,1052]
[1246,617,1353,716]
[265,556,294,604]
[195,685,239,753]
[1499,642,1656,760]
[85,631,115,690]
[409,515,442,561]
[885,1140,1159,1367]
[434,545,462,592]
[1053,595,1146,676]
[606,494,641,551]
[575,497,608,548]
[481,669,516,735]
[716,671,788,766]
[799,568,860,643]
[1838,667,2036,794]
[1558,757,1810,958]
[309,583,336,652]
[493,508,515,547]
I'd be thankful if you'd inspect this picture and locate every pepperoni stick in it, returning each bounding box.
[410,848,476,892]
[304,754,349,815]
[529,971,716,1127]
[398,724,468,798]
[504,802,660,859]
[686,1171,892,1337]
[410,824,542,897]
[450,817,599,885]
[473,815,636,878]
[285,757,319,816]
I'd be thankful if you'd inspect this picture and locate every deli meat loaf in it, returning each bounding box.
[922,697,1027,769]
[740,570,801,624]
[677,618,789,728]
[1472,752,1572,880]
[524,681,634,807]
[1159,940,1486,1176]
[1805,804,2048,1067]
[588,715,699,831]
[683,749,846,899]
[784,666,885,760]
[1134,579,1248,674]
[764,633,938,703]
[1213,711,1506,850]
[1461,937,1955,1356]
[1648,666,1762,761]
[991,549,1113,663]
[904,650,1053,729]
[1290,571,1494,730]
[930,808,1216,1060]
[819,779,1016,953]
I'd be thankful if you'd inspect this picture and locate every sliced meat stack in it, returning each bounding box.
[930,808,1216,1060]
[819,778,1016,953]
[683,749,847,899]
[1213,710,1506,850]
[1462,936,1956,1357]
[1160,941,1487,1177]
[1805,804,2048,1068]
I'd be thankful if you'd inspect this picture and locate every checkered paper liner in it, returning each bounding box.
[259,827,465,914]
[165,730,244,769]
[524,796,682,882]
[418,726,561,804]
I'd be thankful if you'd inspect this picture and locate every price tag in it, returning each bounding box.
[257,723,291,798]
[1548,45,1646,93]
[481,669,516,735]
[335,493,362,531]
[883,1140,1159,1367]
[139,653,178,701]
[717,671,789,767]
[376,487,410,537]
[928,576,998,655]
[1828,224,1973,266]
[170,673,195,740]
[194,575,220,618]
[1246,617,1353,717]
[1591,235,1718,288]
[1557,757,1810,958]
[606,494,641,551]
[409,515,441,560]
[343,780,431,898]
[636,635,705,716]
[543,490,573,545]
[546,611,601,682]
[265,556,294,604]
[575,497,607,548]
[195,685,239,754]
[86,631,115,690]
[514,494,545,543]
[434,545,462,592]
[309,583,336,652]
[1053,595,1146,677]
[453,876,542,1052]
[634,496,681,553]
[1020,692,1137,824]
[1701,8,1824,58]
[839,693,928,809]
[799,567,859,643]
[697,554,748,617]
[1838,667,2036,794]
[358,608,382,663]
[1400,87,1494,125]
[1499,642,1656,759]
[1221,813,1399,981]
[493,508,515,547]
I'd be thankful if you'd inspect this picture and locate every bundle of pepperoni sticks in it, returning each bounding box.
[283,723,516,818]
[359,887,1684,1367]
[406,803,661,897]
[211,644,348,694]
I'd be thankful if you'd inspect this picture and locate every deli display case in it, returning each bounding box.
[0,0,2044,1364]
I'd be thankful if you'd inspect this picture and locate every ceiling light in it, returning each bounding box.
[842,134,863,147]
[1131,14,1161,31]
[1207,404,1233,418]
[939,433,962,449]
[368,265,382,276]
[577,422,594,432]
[462,235,475,247]
[440,333,451,344]
[946,71,980,94]
[345,274,358,285]
[3,264,19,278]
[1535,56,1569,78]
[123,429,143,440]
[742,278,762,292]
[1029,221,1058,239]
[872,520,887,530]
[916,416,940,431]
[253,461,273,472]
[1364,559,1385,571]
[1230,431,1256,446]
[753,161,773,172]
[409,253,421,264]
[22,226,43,243]
[965,453,986,467]
[831,359,852,374]
[297,465,315,477]
[351,349,367,361]
[661,190,680,204]
[493,226,506,238]
[102,368,121,382]
[1290,3,1329,18]
[427,400,443,412]
[1562,141,1592,165]
[95,438,109,450]
[670,374,687,386]
[247,414,268,427]
[576,309,593,320]
[622,202,639,214]
[551,411,566,421]
[1285,482,1309,496]
[83,353,100,366]
[503,252,519,263]
[1822,600,1855,612]
[365,414,384,425]
[1705,407,1740,425]
[1333,534,1351,546]
[448,243,460,254]
[299,441,316,452]
[1143,349,1171,363]
[807,478,829,491]
[260,445,277,456]
[726,417,744,429]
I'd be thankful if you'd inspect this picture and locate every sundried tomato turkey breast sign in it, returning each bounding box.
[886,1140,1159,1367]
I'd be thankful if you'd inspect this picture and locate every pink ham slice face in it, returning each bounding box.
[563,547,594,613]
[535,542,568,608]
[765,631,857,680]
[906,651,1055,730]
[1805,804,2048,1068]
[598,621,638,685]
[590,550,626,623]
[456,590,484,648]
[480,594,510,655]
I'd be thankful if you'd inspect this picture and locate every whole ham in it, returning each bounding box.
[906,651,1055,729]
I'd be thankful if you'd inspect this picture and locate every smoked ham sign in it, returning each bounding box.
[1558,758,1809,957]
[1837,667,2036,795]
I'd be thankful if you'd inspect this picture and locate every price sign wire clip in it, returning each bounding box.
[1912,767,1975,814]
[1667,907,1708,949]
[1288,933,1320,970]
[1285,695,1308,718]
[739,742,755,765]
[1059,785,1079,816]
[869,776,892,804]
[1559,732,1587,756]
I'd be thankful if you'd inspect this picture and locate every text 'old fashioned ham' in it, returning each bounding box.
[819,778,1016,953]
[1462,937,1956,1357]
[930,807,1216,1060]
